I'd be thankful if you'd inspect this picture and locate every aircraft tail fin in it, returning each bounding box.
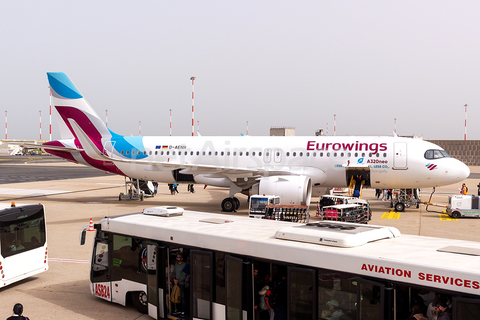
[47,72,111,144]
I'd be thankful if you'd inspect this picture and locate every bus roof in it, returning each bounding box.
[98,209,480,296]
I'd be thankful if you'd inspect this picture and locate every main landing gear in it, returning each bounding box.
[221,197,240,212]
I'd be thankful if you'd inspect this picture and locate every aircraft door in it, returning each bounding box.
[274,149,282,163]
[264,149,272,163]
[393,142,407,169]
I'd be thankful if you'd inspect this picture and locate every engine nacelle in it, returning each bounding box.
[258,175,312,206]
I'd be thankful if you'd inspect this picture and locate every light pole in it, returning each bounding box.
[464,104,467,140]
[190,76,196,137]
[334,114,336,136]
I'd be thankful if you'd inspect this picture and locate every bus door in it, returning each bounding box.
[146,242,166,320]
[225,255,253,320]
[192,250,213,320]
[288,266,317,320]
[357,279,386,320]
[91,237,112,302]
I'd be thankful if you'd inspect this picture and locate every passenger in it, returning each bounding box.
[173,253,186,315]
[174,183,179,194]
[375,189,382,199]
[320,309,332,319]
[153,181,158,195]
[7,303,29,320]
[387,189,393,201]
[382,189,388,201]
[272,273,287,320]
[407,304,428,320]
[326,300,349,320]
[434,298,451,320]
[15,239,25,250]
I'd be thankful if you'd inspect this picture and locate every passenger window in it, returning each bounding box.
[293,152,296,157]
[334,153,337,157]
[233,152,237,156]
[221,151,224,156]
[166,151,170,155]
[313,152,316,157]
[299,152,303,157]
[111,235,145,283]
[286,152,290,157]
[252,152,256,156]
[306,152,310,157]
[126,151,130,155]
[121,151,124,155]
[341,153,344,157]
[196,151,200,156]
[327,153,330,157]
[227,152,231,156]
[246,152,249,156]
[239,152,243,156]
[215,151,218,156]
[259,152,262,156]
[320,152,323,157]
[209,151,212,156]
[154,151,157,155]
[203,151,206,156]
[172,151,175,155]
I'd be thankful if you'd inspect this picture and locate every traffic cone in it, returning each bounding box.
[87,218,95,231]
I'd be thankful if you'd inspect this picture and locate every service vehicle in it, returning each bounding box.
[81,207,480,319]
[390,188,421,212]
[248,195,280,218]
[319,203,369,224]
[0,203,48,287]
[317,195,371,220]
[446,194,480,218]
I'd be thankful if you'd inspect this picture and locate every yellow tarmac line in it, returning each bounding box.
[439,214,457,221]
[381,212,401,219]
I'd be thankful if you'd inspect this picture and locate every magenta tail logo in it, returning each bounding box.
[426,163,437,170]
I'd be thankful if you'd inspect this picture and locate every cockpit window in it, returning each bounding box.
[425,149,450,159]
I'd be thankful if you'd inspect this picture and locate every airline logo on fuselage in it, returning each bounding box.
[307,141,387,154]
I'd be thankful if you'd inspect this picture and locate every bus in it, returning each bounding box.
[82,206,480,320]
[0,203,48,287]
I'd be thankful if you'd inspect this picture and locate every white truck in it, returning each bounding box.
[249,195,280,218]
[446,194,480,218]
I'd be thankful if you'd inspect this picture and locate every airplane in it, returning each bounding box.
[41,72,470,212]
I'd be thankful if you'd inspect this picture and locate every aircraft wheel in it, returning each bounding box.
[221,198,235,212]
[452,211,461,218]
[394,202,405,212]
[233,197,240,210]
[132,291,148,314]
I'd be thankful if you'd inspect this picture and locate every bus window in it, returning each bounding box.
[318,271,357,320]
[225,256,243,320]
[0,206,46,258]
[192,250,213,319]
[92,239,109,283]
[289,267,316,320]
[215,252,226,305]
[111,235,146,283]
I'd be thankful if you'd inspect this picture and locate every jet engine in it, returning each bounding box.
[257,175,312,206]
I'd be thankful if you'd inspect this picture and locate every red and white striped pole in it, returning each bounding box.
[334,115,337,136]
[464,104,467,140]
[4,111,7,140]
[394,118,397,135]
[139,121,141,136]
[190,76,196,136]
[246,121,249,136]
[326,122,328,135]
[39,110,42,140]
[197,120,200,136]
[105,110,108,127]
[169,109,172,136]
[49,89,52,141]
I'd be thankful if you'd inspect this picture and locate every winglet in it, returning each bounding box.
[68,119,110,162]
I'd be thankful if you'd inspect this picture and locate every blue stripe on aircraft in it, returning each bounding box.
[109,129,147,159]
[47,72,83,99]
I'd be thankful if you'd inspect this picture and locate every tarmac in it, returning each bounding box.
[0,157,479,319]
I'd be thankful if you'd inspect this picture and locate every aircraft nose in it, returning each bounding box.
[457,161,470,181]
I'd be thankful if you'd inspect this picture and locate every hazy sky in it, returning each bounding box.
[2,1,480,140]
